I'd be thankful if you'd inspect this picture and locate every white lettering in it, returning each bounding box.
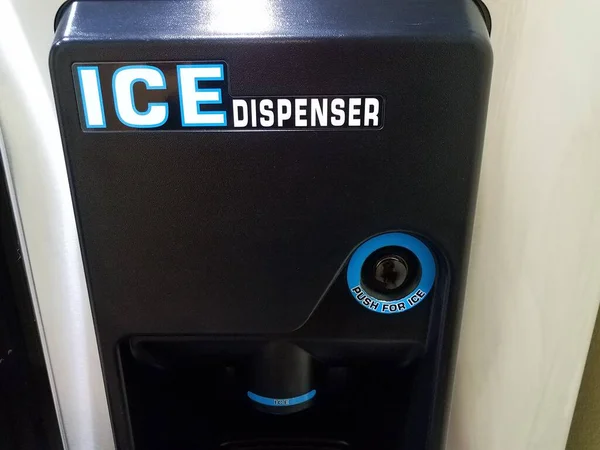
[364,98,380,126]
[277,99,292,127]
[348,98,362,127]
[251,99,258,127]
[330,98,345,126]
[295,98,308,127]
[113,66,168,128]
[310,98,327,127]
[78,67,106,128]
[177,65,226,126]
[233,99,248,127]
[259,99,275,127]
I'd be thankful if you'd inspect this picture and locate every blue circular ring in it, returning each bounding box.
[247,390,316,407]
[346,232,436,314]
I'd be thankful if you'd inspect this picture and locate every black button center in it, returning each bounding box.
[373,256,408,290]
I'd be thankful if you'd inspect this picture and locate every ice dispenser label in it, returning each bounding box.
[74,62,385,131]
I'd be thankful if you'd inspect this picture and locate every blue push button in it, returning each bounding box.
[346,232,436,314]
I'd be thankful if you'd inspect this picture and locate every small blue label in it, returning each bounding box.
[247,390,316,407]
[346,232,436,314]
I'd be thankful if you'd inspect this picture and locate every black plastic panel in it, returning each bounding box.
[50,1,492,449]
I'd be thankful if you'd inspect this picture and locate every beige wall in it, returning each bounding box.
[447,1,600,449]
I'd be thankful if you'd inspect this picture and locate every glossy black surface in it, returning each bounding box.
[50,1,492,448]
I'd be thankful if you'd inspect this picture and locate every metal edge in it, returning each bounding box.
[54,0,74,31]
[0,1,115,448]
[0,128,67,446]
[472,0,492,34]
